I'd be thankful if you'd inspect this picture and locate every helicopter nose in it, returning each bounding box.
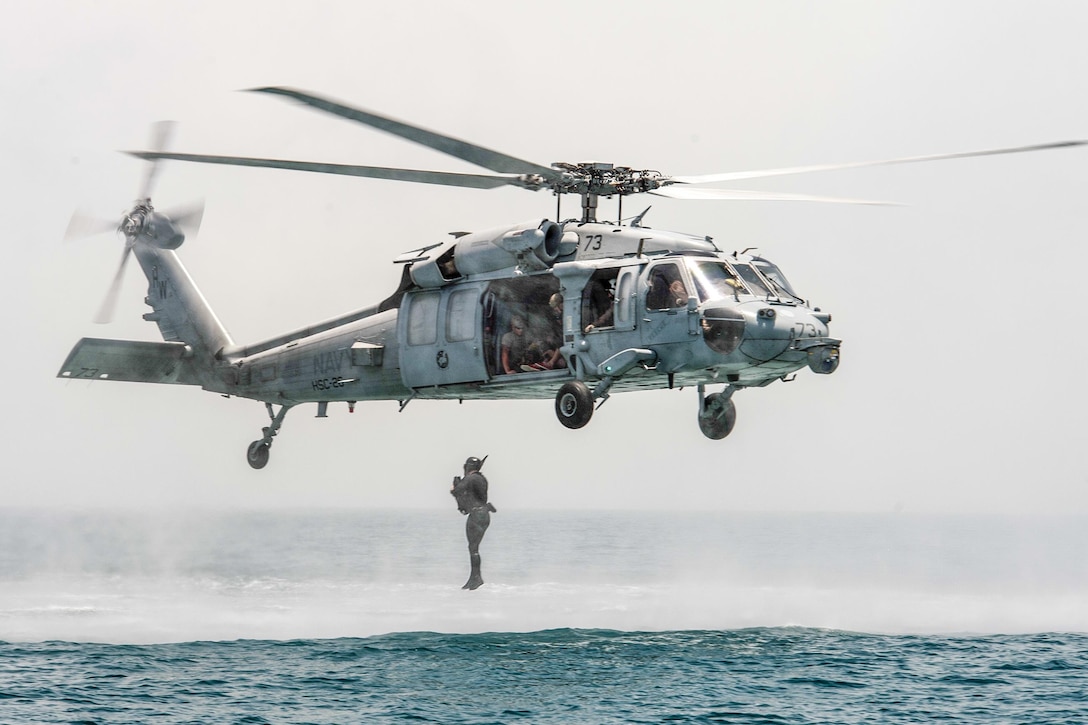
[784,310,841,374]
[702,304,841,374]
[795,337,841,374]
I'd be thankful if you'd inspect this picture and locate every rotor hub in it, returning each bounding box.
[551,162,666,196]
[120,200,156,238]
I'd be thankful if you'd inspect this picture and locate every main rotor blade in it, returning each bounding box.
[93,245,133,324]
[650,186,895,205]
[249,86,558,179]
[137,120,176,200]
[670,140,1088,185]
[126,151,531,190]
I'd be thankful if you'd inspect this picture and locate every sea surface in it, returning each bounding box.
[1,509,1086,723]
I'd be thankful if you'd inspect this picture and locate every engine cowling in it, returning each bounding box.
[408,220,563,288]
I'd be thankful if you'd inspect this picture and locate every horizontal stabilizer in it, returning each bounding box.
[57,338,199,385]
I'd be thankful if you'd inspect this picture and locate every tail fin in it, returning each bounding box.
[134,244,234,364]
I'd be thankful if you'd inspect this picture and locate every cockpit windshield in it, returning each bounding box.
[752,257,801,300]
[690,261,746,302]
[730,264,771,297]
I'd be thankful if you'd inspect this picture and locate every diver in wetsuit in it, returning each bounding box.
[450,456,496,590]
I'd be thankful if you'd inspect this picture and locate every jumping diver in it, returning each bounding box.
[450,456,496,590]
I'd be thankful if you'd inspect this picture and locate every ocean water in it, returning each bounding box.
[1,509,1086,723]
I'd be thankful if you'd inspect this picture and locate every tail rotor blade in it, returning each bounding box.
[165,199,205,238]
[64,209,118,242]
[137,120,177,200]
[93,245,133,324]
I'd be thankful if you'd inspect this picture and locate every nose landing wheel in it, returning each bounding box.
[247,440,271,469]
[697,385,737,440]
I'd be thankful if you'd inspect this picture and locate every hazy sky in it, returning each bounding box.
[3,1,1086,513]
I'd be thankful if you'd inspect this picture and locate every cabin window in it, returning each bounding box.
[407,292,440,345]
[446,289,477,342]
[614,267,637,328]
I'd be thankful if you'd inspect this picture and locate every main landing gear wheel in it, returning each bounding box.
[247,440,271,469]
[698,392,737,440]
[246,403,293,470]
[555,380,594,429]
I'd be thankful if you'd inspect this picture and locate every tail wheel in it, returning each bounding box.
[698,393,736,440]
[247,440,271,469]
[555,381,594,429]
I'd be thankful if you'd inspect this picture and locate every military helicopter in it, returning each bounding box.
[57,87,1085,468]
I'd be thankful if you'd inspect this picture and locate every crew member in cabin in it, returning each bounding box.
[501,315,529,374]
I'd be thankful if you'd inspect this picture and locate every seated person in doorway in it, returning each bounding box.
[501,315,530,374]
[523,294,567,371]
[582,275,615,332]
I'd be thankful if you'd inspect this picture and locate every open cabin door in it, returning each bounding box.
[399,283,489,388]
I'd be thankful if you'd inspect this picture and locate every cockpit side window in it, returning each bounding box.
[646,263,688,310]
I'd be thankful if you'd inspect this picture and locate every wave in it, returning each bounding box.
[3,628,1087,724]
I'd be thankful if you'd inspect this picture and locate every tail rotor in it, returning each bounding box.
[65,121,203,324]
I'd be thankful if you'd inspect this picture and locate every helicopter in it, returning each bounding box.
[57,87,1086,469]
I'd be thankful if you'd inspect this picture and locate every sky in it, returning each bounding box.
[2,1,1086,514]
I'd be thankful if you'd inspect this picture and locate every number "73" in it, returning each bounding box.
[790,322,820,338]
